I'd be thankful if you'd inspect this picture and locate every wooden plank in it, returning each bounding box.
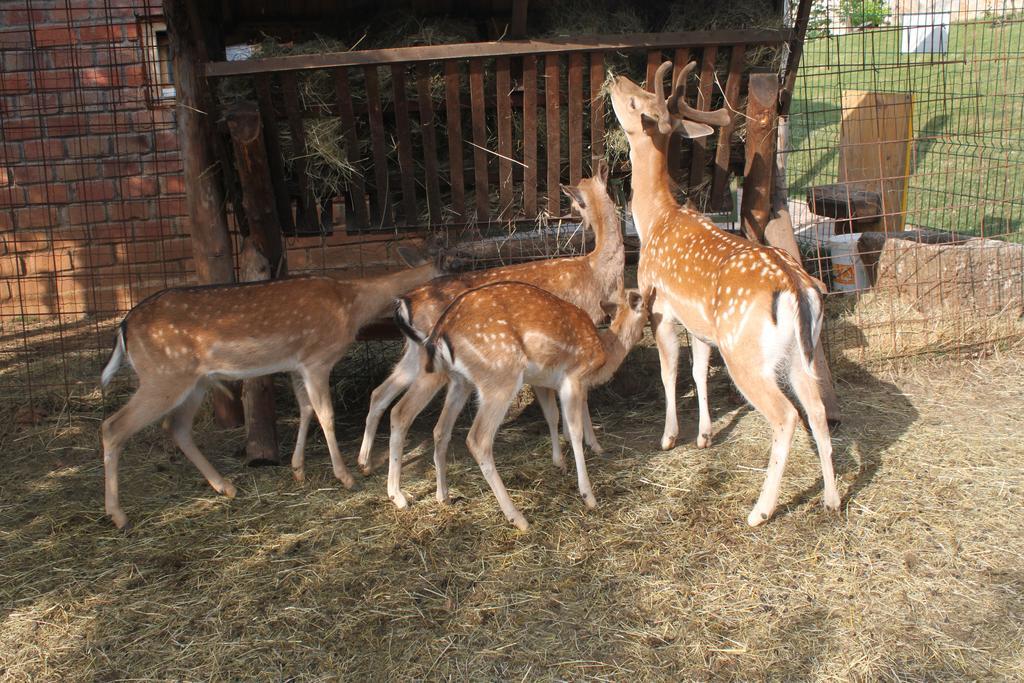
[522,55,538,218]
[280,72,317,232]
[667,48,691,185]
[511,0,528,39]
[391,64,418,225]
[496,57,514,219]
[589,52,604,166]
[568,52,584,185]
[645,51,661,92]
[364,65,393,227]
[838,90,913,233]
[444,61,466,221]
[332,67,369,230]
[740,72,778,243]
[711,44,745,211]
[688,46,717,198]
[255,73,294,233]
[415,63,442,226]
[469,58,489,223]
[207,29,793,77]
[545,53,561,217]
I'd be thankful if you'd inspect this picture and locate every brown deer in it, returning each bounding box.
[357,162,625,508]
[608,61,841,526]
[98,244,443,529]
[419,282,647,530]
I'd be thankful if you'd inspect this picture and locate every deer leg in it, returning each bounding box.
[288,372,315,482]
[387,370,447,508]
[165,384,236,499]
[358,343,422,474]
[432,374,472,504]
[560,379,597,509]
[690,335,714,449]
[100,381,195,529]
[534,387,565,473]
[651,307,680,450]
[582,395,603,455]
[789,361,841,513]
[724,352,800,526]
[301,367,355,489]
[466,384,529,531]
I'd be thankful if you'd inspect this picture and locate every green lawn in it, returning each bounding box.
[787,19,1024,239]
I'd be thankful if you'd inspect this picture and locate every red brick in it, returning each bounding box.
[47,114,89,137]
[109,200,150,221]
[114,134,152,155]
[156,197,187,218]
[80,66,120,88]
[34,27,75,47]
[122,64,145,87]
[26,184,70,204]
[76,179,116,202]
[0,255,25,278]
[0,30,33,51]
[35,69,76,91]
[66,137,109,159]
[88,113,117,136]
[67,203,108,226]
[79,25,121,44]
[54,162,101,182]
[103,159,142,178]
[159,175,185,195]
[0,187,25,207]
[6,93,60,117]
[124,23,139,42]
[12,165,52,184]
[14,207,59,230]
[0,72,32,95]
[121,176,158,198]
[0,212,13,230]
[0,167,8,186]
[0,9,30,27]
[0,281,12,302]
[154,131,178,152]
[70,243,117,269]
[4,118,41,142]
[23,249,72,274]
[23,139,65,161]
[52,47,98,69]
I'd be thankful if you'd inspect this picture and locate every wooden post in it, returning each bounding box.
[740,72,778,244]
[227,103,286,465]
[164,0,243,427]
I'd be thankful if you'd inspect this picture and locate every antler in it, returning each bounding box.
[653,60,672,103]
[667,61,731,127]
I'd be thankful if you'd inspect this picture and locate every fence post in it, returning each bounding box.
[740,71,778,243]
[165,0,243,427]
[226,103,286,465]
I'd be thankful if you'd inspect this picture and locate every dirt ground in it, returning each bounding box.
[1,338,1023,680]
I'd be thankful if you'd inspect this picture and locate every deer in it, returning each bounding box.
[417,281,647,530]
[356,162,625,509]
[607,60,841,526]
[98,243,444,529]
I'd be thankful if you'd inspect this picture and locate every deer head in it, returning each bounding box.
[560,158,611,227]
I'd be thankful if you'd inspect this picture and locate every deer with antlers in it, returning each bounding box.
[357,162,624,509]
[418,282,647,530]
[608,61,841,526]
[98,243,444,529]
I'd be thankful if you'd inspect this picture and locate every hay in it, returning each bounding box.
[2,320,1024,678]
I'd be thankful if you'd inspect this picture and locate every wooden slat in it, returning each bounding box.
[568,53,584,185]
[711,44,745,211]
[391,64,418,225]
[646,51,662,92]
[254,73,294,233]
[444,62,465,221]
[208,29,792,77]
[522,55,538,218]
[496,57,513,219]
[415,63,442,225]
[589,52,604,167]
[364,65,392,227]
[332,67,369,230]
[545,54,561,217]
[469,58,489,223]
[688,46,717,197]
[280,71,316,232]
[668,48,691,185]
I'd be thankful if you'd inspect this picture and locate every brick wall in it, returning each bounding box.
[0,0,193,322]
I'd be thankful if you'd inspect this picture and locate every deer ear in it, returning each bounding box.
[599,300,619,319]
[640,112,660,134]
[627,290,644,312]
[396,243,428,267]
[560,184,586,210]
[595,158,610,185]
[676,120,715,139]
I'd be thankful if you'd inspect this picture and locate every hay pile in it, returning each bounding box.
[1,319,1023,678]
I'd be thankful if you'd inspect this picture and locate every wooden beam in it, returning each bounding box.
[165,0,243,428]
[510,0,528,39]
[740,72,778,244]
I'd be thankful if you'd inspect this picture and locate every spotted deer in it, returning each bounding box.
[608,61,841,525]
[356,162,624,508]
[419,282,647,530]
[98,244,443,529]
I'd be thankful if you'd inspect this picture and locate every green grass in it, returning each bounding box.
[788,19,1024,239]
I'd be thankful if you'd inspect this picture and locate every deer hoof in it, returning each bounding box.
[358,462,373,476]
[823,490,842,513]
[292,467,305,483]
[747,507,772,527]
[436,490,450,505]
[589,442,605,456]
[661,434,677,450]
[109,510,129,530]
[510,515,530,531]
[581,492,598,510]
[221,482,237,499]
[696,433,712,449]
[337,472,356,490]
[390,491,409,509]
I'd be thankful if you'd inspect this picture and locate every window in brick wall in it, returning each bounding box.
[140,18,174,106]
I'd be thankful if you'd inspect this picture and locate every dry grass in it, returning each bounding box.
[2,315,1024,679]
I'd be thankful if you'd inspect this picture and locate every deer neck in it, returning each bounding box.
[586,199,624,279]
[591,316,643,386]
[628,134,677,245]
[351,263,438,325]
